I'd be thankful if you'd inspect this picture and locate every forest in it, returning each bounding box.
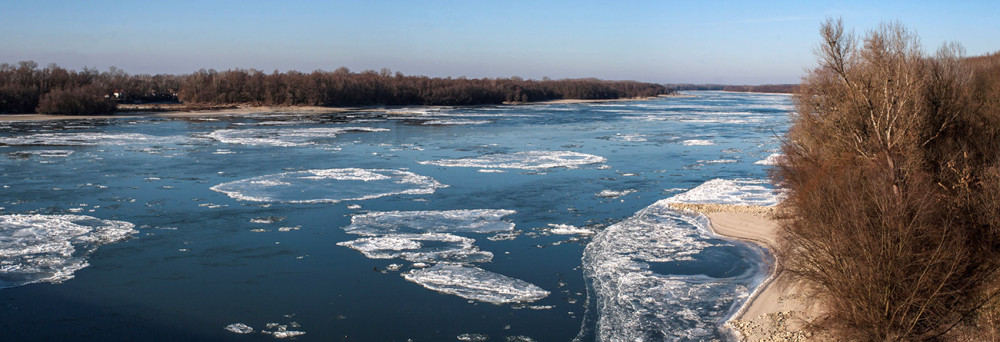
[0,62,673,115]
[667,83,799,93]
[777,19,1000,340]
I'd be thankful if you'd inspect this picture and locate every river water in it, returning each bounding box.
[0,91,790,341]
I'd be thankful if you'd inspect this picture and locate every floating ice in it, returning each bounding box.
[595,189,637,199]
[0,132,193,146]
[206,127,389,147]
[250,216,286,224]
[420,151,606,170]
[754,153,784,166]
[0,214,136,288]
[544,224,594,235]
[225,323,254,334]
[210,168,446,203]
[681,139,715,146]
[581,199,766,341]
[457,333,490,341]
[666,179,781,206]
[337,233,493,263]
[7,150,74,158]
[403,264,549,304]
[343,209,516,236]
[421,119,490,126]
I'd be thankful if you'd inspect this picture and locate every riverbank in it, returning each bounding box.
[668,203,823,341]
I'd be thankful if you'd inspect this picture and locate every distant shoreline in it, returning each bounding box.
[0,95,692,122]
[668,203,820,341]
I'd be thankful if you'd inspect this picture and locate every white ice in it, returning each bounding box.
[419,151,606,170]
[403,264,549,304]
[595,189,637,199]
[421,119,490,126]
[225,323,254,334]
[210,168,446,203]
[206,127,389,147]
[0,132,194,146]
[337,233,493,263]
[666,178,781,207]
[754,153,784,166]
[343,209,516,236]
[581,199,763,341]
[681,139,715,146]
[7,150,74,158]
[0,214,136,288]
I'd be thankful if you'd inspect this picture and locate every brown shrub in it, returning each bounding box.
[776,18,1000,340]
[35,85,117,115]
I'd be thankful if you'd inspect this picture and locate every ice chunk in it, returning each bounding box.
[337,233,493,263]
[250,216,286,224]
[754,153,784,166]
[581,199,766,341]
[421,119,490,125]
[595,189,637,199]
[544,224,594,235]
[0,132,193,146]
[0,214,136,288]
[206,127,388,147]
[224,323,254,334]
[457,333,490,341]
[419,151,606,170]
[666,179,781,206]
[7,150,74,158]
[681,139,715,146]
[344,209,516,236]
[403,264,549,304]
[210,168,447,203]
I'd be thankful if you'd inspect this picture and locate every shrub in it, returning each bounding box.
[35,85,117,115]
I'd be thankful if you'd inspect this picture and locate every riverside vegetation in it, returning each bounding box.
[776,18,1000,340]
[0,63,672,115]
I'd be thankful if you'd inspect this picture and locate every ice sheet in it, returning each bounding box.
[210,168,446,203]
[0,214,136,288]
[206,127,389,147]
[337,233,493,263]
[403,264,549,304]
[681,139,715,146]
[343,209,516,236]
[581,199,765,341]
[666,179,781,206]
[419,151,606,170]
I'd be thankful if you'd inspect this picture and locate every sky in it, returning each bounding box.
[1,0,997,84]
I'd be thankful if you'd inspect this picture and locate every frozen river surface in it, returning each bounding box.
[0,91,789,341]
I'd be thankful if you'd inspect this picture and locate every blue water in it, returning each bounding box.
[0,91,791,341]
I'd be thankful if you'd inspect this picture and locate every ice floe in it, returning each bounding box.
[595,189,637,199]
[754,152,784,166]
[343,209,516,236]
[7,150,74,158]
[337,233,493,263]
[666,179,781,207]
[419,151,606,170]
[0,214,136,288]
[543,224,595,235]
[0,132,194,146]
[225,323,254,334]
[681,139,715,146]
[205,127,389,147]
[421,119,490,126]
[581,199,766,341]
[210,168,446,203]
[404,264,549,304]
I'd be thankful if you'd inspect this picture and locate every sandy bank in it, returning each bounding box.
[668,203,823,341]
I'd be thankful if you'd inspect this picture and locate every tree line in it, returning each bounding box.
[776,18,1000,340]
[0,62,673,115]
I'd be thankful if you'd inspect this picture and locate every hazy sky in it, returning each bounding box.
[2,0,997,84]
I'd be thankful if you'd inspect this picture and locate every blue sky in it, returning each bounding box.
[1,1,997,84]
